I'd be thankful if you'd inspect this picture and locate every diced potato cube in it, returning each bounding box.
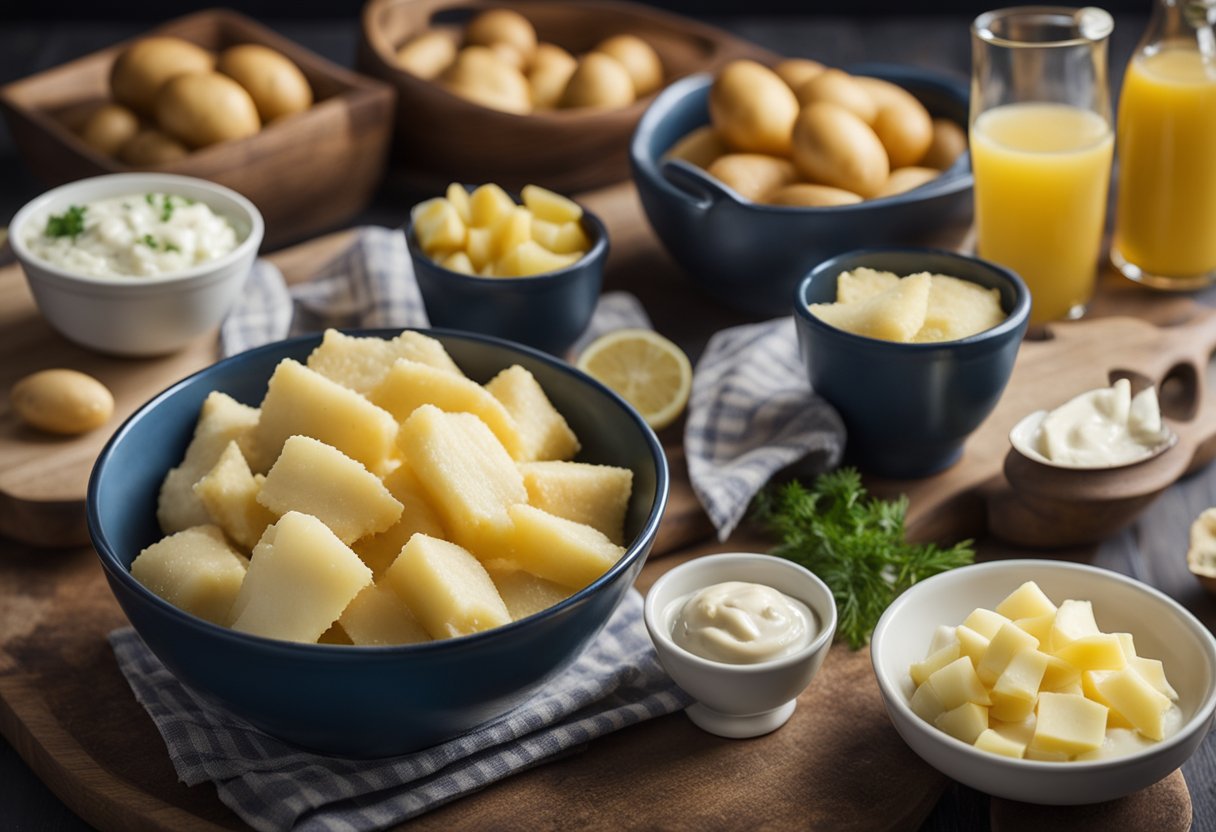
[466,226,493,271]
[502,504,626,590]
[956,625,990,667]
[1032,693,1108,755]
[1025,746,1071,762]
[910,681,946,724]
[808,273,931,343]
[383,533,511,639]
[928,657,991,710]
[441,251,475,274]
[486,365,581,462]
[469,183,516,228]
[243,359,398,476]
[991,716,1036,746]
[412,197,466,255]
[1114,632,1137,659]
[531,217,590,255]
[935,702,989,744]
[257,435,403,544]
[353,464,448,578]
[1013,614,1055,644]
[990,649,1049,722]
[1093,668,1172,740]
[306,329,464,395]
[974,728,1025,759]
[338,584,431,646]
[230,512,373,643]
[398,405,527,559]
[488,566,573,620]
[521,184,583,224]
[1081,671,1136,729]
[962,608,1011,640]
[977,622,1039,686]
[445,182,471,224]
[911,643,962,687]
[913,274,1004,343]
[1041,652,1082,692]
[192,440,276,550]
[1130,656,1179,701]
[369,359,525,459]
[995,581,1058,621]
[928,625,958,654]
[1052,634,1127,672]
[491,206,532,261]
[1048,599,1100,652]
[835,267,899,305]
[158,392,259,533]
[496,239,580,277]
[130,525,248,626]
[518,460,632,545]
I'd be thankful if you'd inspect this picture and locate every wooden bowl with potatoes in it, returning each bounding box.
[357,0,774,192]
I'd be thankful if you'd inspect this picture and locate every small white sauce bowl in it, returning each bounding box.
[1009,408,1178,470]
[10,173,264,357]
[644,552,837,738]
[871,559,1216,805]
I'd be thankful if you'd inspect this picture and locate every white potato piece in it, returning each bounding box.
[809,272,931,342]
[518,460,632,545]
[502,504,625,590]
[354,464,448,579]
[338,584,431,646]
[488,566,573,620]
[192,440,276,550]
[383,533,511,639]
[306,328,463,394]
[485,365,580,462]
[130,525,248,626]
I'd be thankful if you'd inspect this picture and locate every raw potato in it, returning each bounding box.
[216,44,313,122]
[810,272,932,342]
[80,104,140,157]
[489,566,573,620]
[527,42,577,109]
[192,440,276,550]
[835,267,900,304]
[338,584,431,646]
[791,102,889,198]
[710,60,799,156]
[384,533,511,638]
[396,30,459,80]
[463,9,538,67]
[707,154,797,202]
[663,125,728,169]
[306,328,463,395]
[558,52,635,110]
[856,76,934,169]
[923,117,969,170]
[155,71,261,148]
[130,525,248,626]
[795,68,878,124]
[110,36,215,115]
[914,274,1005,342]
[502,504,626,590]
[519,460,633,544]
[485,364,580,461]
[440,46,532,114]
[773,58,825,93]
[593,34,663,96]
[118,128,189,165]
[353,464,448,578]
[11,368,113,435]
[764,183,863,207]
[878,166,940,198]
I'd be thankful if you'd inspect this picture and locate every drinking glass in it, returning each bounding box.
[970,6,1114,325]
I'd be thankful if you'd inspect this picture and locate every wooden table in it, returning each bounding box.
[7,11,1216,832]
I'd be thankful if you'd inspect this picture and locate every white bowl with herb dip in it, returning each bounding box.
[10,173,263,356]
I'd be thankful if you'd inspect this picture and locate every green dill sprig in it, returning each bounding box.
[756,468,975,649]
[45,205,86,240]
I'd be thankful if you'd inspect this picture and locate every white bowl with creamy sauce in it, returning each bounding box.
[644,553,837,739]
[871,559,1216,805]
[10,173,263,356]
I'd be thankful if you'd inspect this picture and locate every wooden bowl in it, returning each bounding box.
[0,10,396,248]
[358,0,772,193]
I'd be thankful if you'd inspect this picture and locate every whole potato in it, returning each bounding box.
[664,126,729,169]
[154,72,261,148]
[528,43,577,109]
[557,53,634,110]
[877,166,940,197]
[110,36,214,116]
[796,68,877,124]
[217,44,313,122]
[118,128,189,165]
[396,30,458,80]
[774,58,825,94]
[706,153,797,202]
[464,9,537,67]
[854,76,933,169]
[79,103,140,157]
[791,102,889,198]
[593,34,663,96]
[764,183,863,207]
[710,60,799,156]
[440,46,531,114]
[11,369,114,436]
[489,42,527,71]
[922,117,969,170]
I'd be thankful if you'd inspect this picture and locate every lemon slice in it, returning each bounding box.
[576,329,692,430]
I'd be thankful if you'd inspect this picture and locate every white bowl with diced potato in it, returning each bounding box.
[871,559,1216,805]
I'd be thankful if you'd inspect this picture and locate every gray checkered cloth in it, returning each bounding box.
[110,590,688,832]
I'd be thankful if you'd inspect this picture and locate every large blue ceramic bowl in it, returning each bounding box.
[631,65,973,317]
[88,328,668,757]
[407,199,608,356]
[794,249,1030,479]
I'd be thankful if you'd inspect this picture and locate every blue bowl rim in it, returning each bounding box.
[792,247,1031,351]
[630,65,974,214]
[404,191,609,288]
[87,326,670,657]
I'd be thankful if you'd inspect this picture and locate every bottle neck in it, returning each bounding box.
[1141,0,1216,56]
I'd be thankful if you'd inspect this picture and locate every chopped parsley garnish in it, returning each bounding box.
[145,193,155,206]
[160,196,174,222]
[164,242,181,253]
[45,205,87,240]
[141,234,158,249]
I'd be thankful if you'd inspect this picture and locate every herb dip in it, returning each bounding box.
[23,193,240,278]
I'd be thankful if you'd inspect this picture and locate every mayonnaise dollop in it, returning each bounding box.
[1030,379,1171,467]
[668,581,817,664]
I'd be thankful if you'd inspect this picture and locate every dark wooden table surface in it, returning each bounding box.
[6,10,1215,832]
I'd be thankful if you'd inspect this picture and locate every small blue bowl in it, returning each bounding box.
[793,249,1030,479]
[631,64,973,317]
[406,198,608,356]
[88,328,668,757]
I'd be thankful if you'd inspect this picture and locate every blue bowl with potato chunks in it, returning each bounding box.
[87,328,668,757]
[794,248,1030,479]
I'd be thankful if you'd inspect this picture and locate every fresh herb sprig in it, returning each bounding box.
[756,468,974,649]
[45,205,87,240]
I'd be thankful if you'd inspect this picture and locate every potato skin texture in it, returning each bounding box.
[855,76,934,169]
[558,53,635,110]
[110,36,214,116]
[155,72,261,148]
[593,34,663,96]
[118,128,189,165]
[80,104,140,157]
[440,46,532,114]
[217,44,313,122]
[791,102,890,198]
[706,153,797,202]
[709,60,799,156]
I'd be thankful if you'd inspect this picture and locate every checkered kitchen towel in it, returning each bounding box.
[111,590,690,832]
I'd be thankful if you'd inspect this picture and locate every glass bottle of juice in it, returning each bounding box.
[1112,0,1216,290]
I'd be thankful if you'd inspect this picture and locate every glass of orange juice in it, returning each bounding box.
[1111,0,1216,290]
[970,7,1115,325]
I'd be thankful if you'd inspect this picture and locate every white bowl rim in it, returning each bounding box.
[871,558,1216,770]
[644,552,839,673]
[10,172,264,287]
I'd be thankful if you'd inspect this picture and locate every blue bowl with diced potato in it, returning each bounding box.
[87,327,668,757]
